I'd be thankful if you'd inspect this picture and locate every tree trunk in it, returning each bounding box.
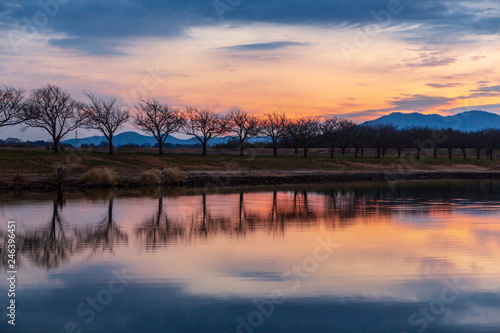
[304,146,308,158]
[355,147,359,158]
[273,143,278,157]
[448,148,452,159]
[202,142,207,155]
[433,148,437,159]
[158,142,164,155]
[239,141,244,156]
[53,137,59,154]
[342,147,346,156]
[416,147,421,159]
[330,145,335,158]
[476,149,481,160]
[109,135,114,154]
[397,148,402,159]
[461,148,466,160]
[376,147,381,158]
[294,146,298,155]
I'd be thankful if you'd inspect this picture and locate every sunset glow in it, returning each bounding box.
[2,1,500,140]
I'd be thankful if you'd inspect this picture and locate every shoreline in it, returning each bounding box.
[2,170,500,192]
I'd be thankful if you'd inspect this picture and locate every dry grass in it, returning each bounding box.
[138,169,162,186]
[161,168,185,185]
[78,167,116,186]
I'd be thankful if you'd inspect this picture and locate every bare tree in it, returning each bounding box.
[442,128,461,160]
[133,99,183,155]
[390,128,408,159]
[22,84,85,153]
[228,108,261,156]
[320,117,344,158]
[0,86,24,128]
[470,131,485,160]
[337,120,356,156]
[82,92,129,154]
[284,118,301,155]
[366,124,396,158]
[351,125,367,158]
[182,107,229,155]
[260,111,286,157]
[293,117,320,158]
[457,131,470,160]
[408,126,431,159]
[484,129,500,160]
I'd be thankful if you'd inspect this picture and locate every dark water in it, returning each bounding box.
[1,180,500,333]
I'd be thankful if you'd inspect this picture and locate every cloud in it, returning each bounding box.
[427,83,464,88]
[404,50,457,67]
[472,85,500,92]
[1,0,500,55]
[389,94,454,111]
[329,94,455,122]
[440,103,500,114]
[48,37,129,56]
[219,41,309,51]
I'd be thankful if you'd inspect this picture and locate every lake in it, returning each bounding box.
[1,180,500,332]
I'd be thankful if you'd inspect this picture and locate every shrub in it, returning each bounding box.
[78,167,116,186]
[161,168,185,185]
[138,169,162,186]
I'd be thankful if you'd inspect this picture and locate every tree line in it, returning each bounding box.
[1,84,500,159]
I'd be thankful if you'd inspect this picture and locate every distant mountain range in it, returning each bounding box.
[363,110,500,131]
[63,131,269,147]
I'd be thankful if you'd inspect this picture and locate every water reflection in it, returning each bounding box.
[1,180,500,332]
[76,197,128,256]
[136,196,185,250]
[2,180,500,271]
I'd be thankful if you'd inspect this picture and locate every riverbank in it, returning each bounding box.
[1,149,500,190]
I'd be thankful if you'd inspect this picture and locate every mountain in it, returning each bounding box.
[362,110,500,131]
[63,131,269,147]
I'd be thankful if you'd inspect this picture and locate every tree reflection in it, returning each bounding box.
[76,198,128,257]
[136,196,185,250]
[3,180,499,260]
[21,191,79,269]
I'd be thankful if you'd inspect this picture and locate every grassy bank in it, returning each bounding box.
[1,148,499,189]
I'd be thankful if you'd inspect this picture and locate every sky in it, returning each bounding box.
[1,0,500,140]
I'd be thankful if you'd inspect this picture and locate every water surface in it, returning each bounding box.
[1,180,500,332]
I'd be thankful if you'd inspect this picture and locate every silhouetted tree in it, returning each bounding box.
[351,125,367,158]
[443,128,462,160]
[182,107,229,155]
[228,108,261,156]
[337,120,356,156]
[293,117,320,157]
[408,126,431,159]
[260,111,286,157]
[389,128,407,159]
[457,131,470,160]
[284,118,301,155]
[484,129,500,160]
[470,131,485,160]
[366,123,396,158]
[82,92,129,154]
[133,99,183,155]
[22,84,85,153]
[320,117,349,158]
[0,86,24,128]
